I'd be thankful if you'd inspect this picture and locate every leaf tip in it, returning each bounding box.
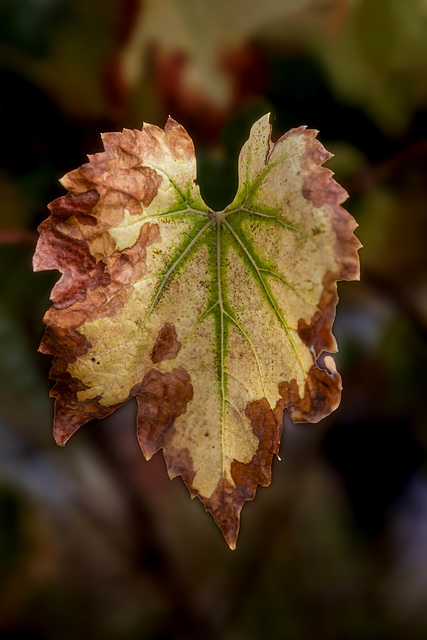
[54,431,68,447]
[258,112,272,126]
[165,115,180,130]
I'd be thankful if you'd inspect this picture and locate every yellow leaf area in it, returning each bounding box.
[33,115,360,548]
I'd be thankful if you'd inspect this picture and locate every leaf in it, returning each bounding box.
[33,114,360,548]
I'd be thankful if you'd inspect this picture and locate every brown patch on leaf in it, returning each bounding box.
[39,325,91,362]
[63,138,162,207]
[43,287,131,332]
[48,354,124,446]
[303,165,347,208]
[103,221,160,287]
[201,475,242,550]
[34,204,160,331]
[50,190,142,249]
[289,127,360,403]
[329,205,361,282]
[164,117,196,162]
[34,215,110,310]
[52,362,194,451]
[233,399,281,492]
[135,367,194,461]
[49,189,100,222]
[134,366,197,503]
[203,398,282,549]
[52,376,125,446]
[298,272,338,358]
[278,364,342,424]
[299,132,345,209]
[150,322,182,363]
[300,130,361,283]
[163,447,197,499]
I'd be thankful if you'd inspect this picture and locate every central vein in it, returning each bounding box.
[216,220,227,475]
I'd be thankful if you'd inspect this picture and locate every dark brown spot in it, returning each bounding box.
[150,322,182,363]
[134,367,193,461]
[39,325,91,362]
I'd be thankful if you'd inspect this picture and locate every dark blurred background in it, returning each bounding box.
[1,1,427,638]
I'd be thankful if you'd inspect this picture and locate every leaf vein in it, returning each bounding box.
[241,206,310,237]
[224,311,269,403]
[223,219,306,377]
[216,221,227,477]
[241,151,300,205]
[140,219,215,329]
[258,268,319,312]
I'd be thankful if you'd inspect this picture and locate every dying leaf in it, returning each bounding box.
[34,114,360,548]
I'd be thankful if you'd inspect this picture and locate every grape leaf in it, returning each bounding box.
[33,114,360,548]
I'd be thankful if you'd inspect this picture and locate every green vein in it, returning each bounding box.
[79,270,169,327]
[216,220,227,476]
[146,206,210,219]
[223,218,306,376]
[142,160,188,205]
[196,300,219,325]
[140,218,215,329]
[258,268,319,312]
[238,151,301,208]
[71,205,205,247]
[241,207,310,237]
[83,216,217,364]
[244,157,282,203]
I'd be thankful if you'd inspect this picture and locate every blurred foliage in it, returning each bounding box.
[320,0,427,133]
[1,0,427,638]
